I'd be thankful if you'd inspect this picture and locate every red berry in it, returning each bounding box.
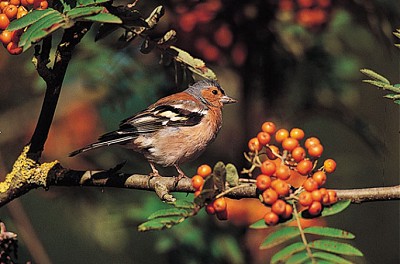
[205,203,215,215]
[290,128,305,140]
[275,164,291,180]
[248,137,262,152]
[282,137,299,151]
[308,201,322,216]
[261,121,276,134]
[262,188,278,205]
[257,131,271,145]
[308,144,324,158]
[256,174,272,191]
[197,164,212,178]
[296,159,313,175]
[298,191,313,206]
[264,211,279,226]
[305,137,320,149]
[292,146,306,162]
[303,178,318,192]
[281,203,293,219]
[271,179,290,197]
[260,160,276,176]
[271,199,287,215]
[213,197,227,213]
[275,129,289,143]
[191,175,204,190]
[312,171,327,186]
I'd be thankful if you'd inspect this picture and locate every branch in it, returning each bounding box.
[0,150,398,206]
[28,22,92,161]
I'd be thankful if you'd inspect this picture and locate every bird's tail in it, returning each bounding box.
[69,135,135,157]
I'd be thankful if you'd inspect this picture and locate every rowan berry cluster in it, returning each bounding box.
[191,164,228,220]
[248,121,338,226]
[278,0,332,29]
[0,0,48,55]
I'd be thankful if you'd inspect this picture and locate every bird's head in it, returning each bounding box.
[185,80,237,108]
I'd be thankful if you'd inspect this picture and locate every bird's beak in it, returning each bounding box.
[220,95,238,105]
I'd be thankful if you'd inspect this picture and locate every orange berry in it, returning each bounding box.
[290,128,305,140]
[271,179,290,196]
[34,0,48,9]
[197,164,212,178]
[266,145,279,160]
[248,137,262,152]
[260,160,276,176]
[194,190,201,197]
[191,175,204,190]
[305,137,320,149]
[324,159,337,173]
[213,197,227,213]
[320,188,329,205]
[282,137,299,151]
[303,178,318,192]
[275,128,289,143]
[9,0,20,5]
[298,191,313,206]
[271,199,287,215]
[256,174,271,191]
[262,188,278,205]
[311,190,322,202]
[275,164,291,180]
[298,0,313,8]
[20,0,29,6]
[312,171,327,186]
[205,203,215,215]
[328,190,338,204]
[264,211,279,226]
[0,30,13,45]
[4,5,17,19]
[281,203,293,219]
[292,146,306,162]
[0,14,10,30]
[308,201,322,216]
[257,131,271,145]
[308,144,324,158]
[296,159,313,175]
[261,121,276,134]
[6,41,22,55]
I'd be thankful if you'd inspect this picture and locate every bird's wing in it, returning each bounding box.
[118,100,207,134]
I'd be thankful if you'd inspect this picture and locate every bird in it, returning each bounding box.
[69,80,237,179]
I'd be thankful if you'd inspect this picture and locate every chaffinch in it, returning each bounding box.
[69,80,237,178]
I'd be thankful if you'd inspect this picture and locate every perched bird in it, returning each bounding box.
[69,80,237,178]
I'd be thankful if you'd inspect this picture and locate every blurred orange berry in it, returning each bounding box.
[296,159,313,175]
[197,164,212,178]
[324,158,337,173]
[256,174,272,191]
[292,146,306,162]
[248,137,262,152]
[275,128,289,143]
[191,175,204,190]
[264,211,279,226]
[261,121,277,134]
[282,137,299,151]
[261,160,276,176]
[308,143,324,157]
[305,137,321,149]
[290,128,305,140]
[257,131,271,145]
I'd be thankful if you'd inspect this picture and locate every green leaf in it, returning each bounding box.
[308,239,363,256]
[304,226,355,239]
[213,161,226,192]
[321,200,351,217]
[171,200,196,209]
[7,9,60,31]
[138,216,185,231]
[225,163,239,187]
[384,93,400,99]
[260,227,300,249]
[82,13,122,23]
[77,0,110,7]
[65,6,104,20]
[362,80,394,89]
[286,251,309,264]
[394,100,400,105]
[360,69,390,84]
[147,208,190,220]
[271,242,306,264]
[19,13,65,50]
[313,252,353,264]
[249,219,269,229]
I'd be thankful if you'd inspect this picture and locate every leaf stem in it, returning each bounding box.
[293,205,316,263]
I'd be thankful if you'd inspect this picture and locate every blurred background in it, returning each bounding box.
[0,0,399,263]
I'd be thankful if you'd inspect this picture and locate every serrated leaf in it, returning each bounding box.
[19,13,65,50]
[65,6,104,20]
[225,163,239,187]
[82,12,122,23]
[260,226,300,249]
[383,94,400,99]
[147,208,190,220]
[308,239,363,256]
[7,9,60,31]
[362,80,393,89]
[321,200,351,217]
[138,216,185,231]
[271,242,306,264]
[360,69,390,84]
[313,252,353,264]
[304,226,355,239]
[286,251,309,264]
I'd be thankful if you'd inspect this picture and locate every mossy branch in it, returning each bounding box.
[0,150,398,207]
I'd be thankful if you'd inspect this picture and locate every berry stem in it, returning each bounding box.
[293,205,316,263]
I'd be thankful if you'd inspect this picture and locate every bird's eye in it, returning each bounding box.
[212,89,218,95]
